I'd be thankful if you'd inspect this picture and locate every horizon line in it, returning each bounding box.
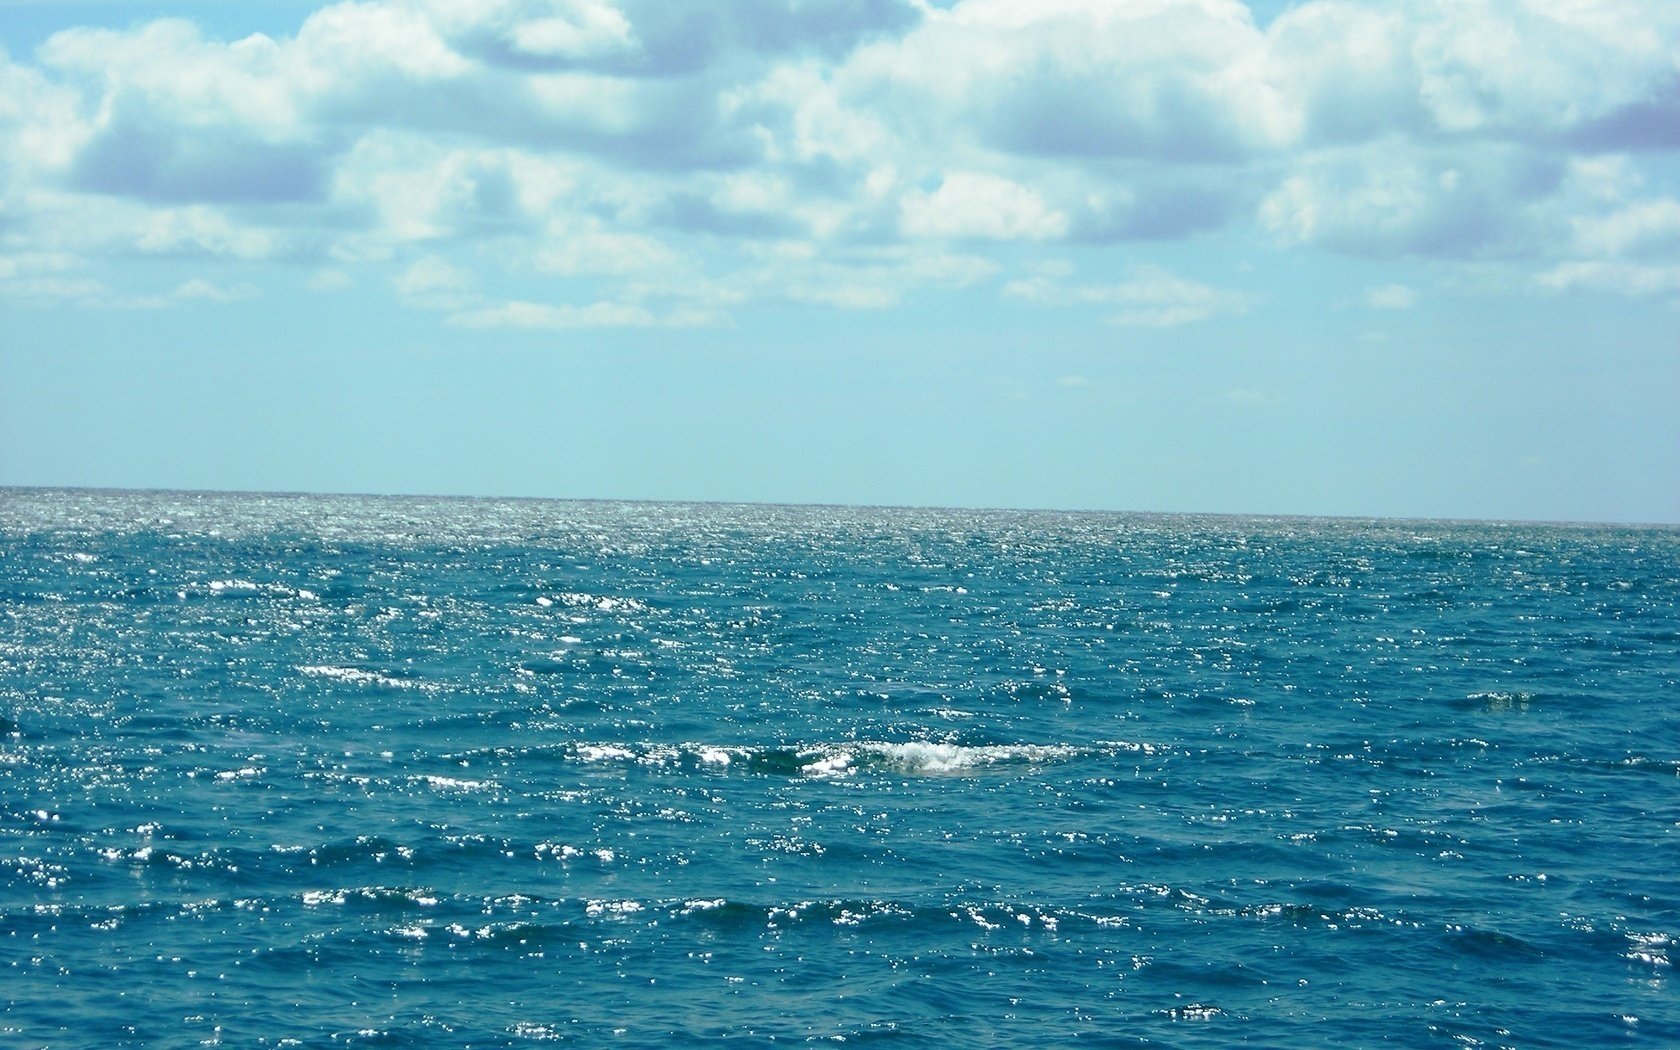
[4,483,1675,531]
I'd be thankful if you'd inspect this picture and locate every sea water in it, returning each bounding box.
[2,488,1676,1048]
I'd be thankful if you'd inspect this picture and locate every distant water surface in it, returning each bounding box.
[2,489,1677,1047]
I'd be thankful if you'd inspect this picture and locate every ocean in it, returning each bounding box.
[2,488,1676,1047]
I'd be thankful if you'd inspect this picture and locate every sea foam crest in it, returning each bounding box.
[552,739,1096,777]
[297,665,422,690]
[800,742,1083,778]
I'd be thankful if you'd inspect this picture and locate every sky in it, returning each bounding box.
[1,0,1677,523]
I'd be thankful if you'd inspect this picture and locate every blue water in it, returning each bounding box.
[2,488,1677,1048]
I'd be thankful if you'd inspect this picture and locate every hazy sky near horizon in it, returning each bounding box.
[1,0,1677,522]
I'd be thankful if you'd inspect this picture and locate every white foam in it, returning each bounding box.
[548,592,652,614]
[419,775,493,792]
[681,898,727,913]
[298,665,417,689]
[805,741,1081,777]
[585,899,642,918]
[801,751,856,777]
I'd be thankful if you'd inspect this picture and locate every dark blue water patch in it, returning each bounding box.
[1,490,1677,1047]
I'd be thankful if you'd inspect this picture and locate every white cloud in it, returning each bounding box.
[1265,4,1421,144]
[129,203,281,258]
[294,1,471,82]
[843,0,1295,162]
[448,299,666,329]
[1405,0,1680,141]
[0,274,110,303]
[1538,260,1680,297]
[1006,264,1252,327]
[0,258,255,309]
[531,228,677,276]
[1572,199,1680,258]
[0,50,91,180]
[497,1,638,61]
[0,252,78,281]
[752,245,998,309]
[1365,283,1417,310]
[3,0,1680,328]
[394,254,472,300]
[901,172,1067,241]
[307,268,354,291]
[39,20,303,135]
[172,277,256,302]
[1258,144,1553,257]
[736,61,894,166]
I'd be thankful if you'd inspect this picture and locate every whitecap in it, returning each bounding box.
[418,775,493,792]
[297,665,418,690]
[584,899,642,918]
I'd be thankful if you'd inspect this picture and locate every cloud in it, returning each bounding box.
[1258,143,1561,257]
[69,113,330,204]
[1364,283,1417,310]
[0,251,256,309]
[443,0,921,75]
[1572,199,1680,258]
[1537,260,1680,297]
[531,227,678,276]
[1528,159,1680,300]
[900,172,1067,241]
[133,204,282,258]
[446,298,720,329]
[0,49,89,183]
[171,277,257,302]
[1405,1,1680,144]
[438,0,639,69]
[0,273,109,304]
[748,244,998,309]
[307,267,354,291]
[1264,4,1424,145]
[839,0,1293,163]
[393,254,473,305]
[1006,264,1253,327]
[38,21,334,205]
[2,0,1679,329]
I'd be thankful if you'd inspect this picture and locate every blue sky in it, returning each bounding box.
[1,0,1676,522]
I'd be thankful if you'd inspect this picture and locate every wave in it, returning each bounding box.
[458,739,1135,778]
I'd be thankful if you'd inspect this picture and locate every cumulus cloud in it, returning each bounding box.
[394,254,472,300]
[0,251,256,309]
[531,227,678,276]
[840,0,1294,162]
[2,0,1679,327]
[733,243,997,309]
[1365,283,1417,310]
[1006,264,1253,327]
[1537,260,1680,297]
[900,172,1067,241]
[447,298,658,329]
[307,268,354,291]
[172,277,257,302]
[1258,143,1565,257]
[1572,199,1680,258]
